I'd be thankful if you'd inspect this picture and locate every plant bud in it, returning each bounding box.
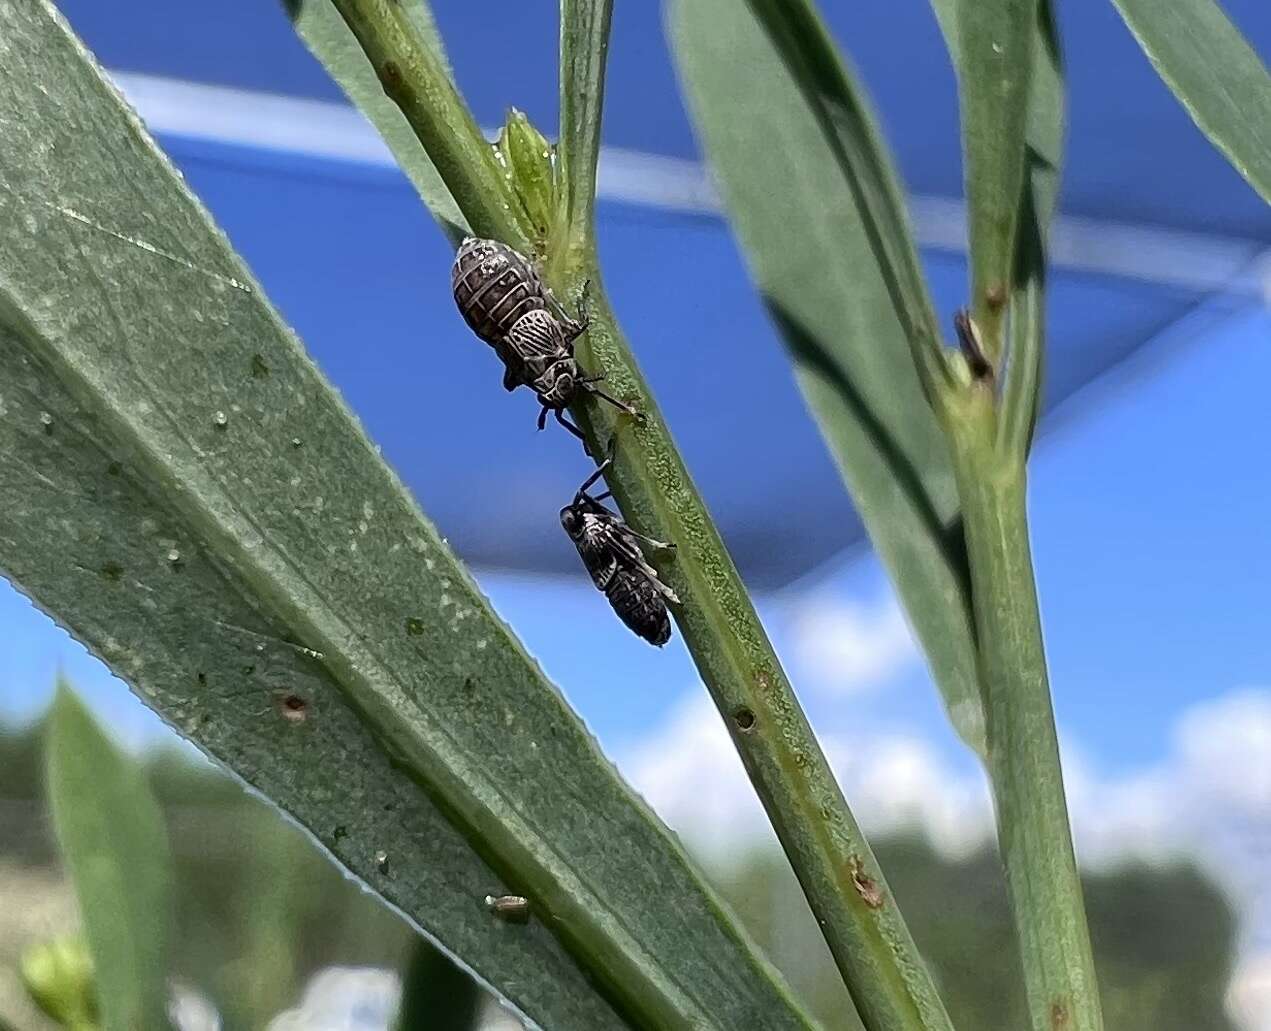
[495,108,557,241]
[20,936,98,1027]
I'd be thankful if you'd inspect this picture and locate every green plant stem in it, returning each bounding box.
[562,255,954,1031]
[943,389,1101,1031]
[327,0,531,251]
[331,2,952,1024]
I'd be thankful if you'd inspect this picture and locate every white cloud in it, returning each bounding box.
[267,967,399,1031]
[1175,688,1271,824]
[787,592,918,696]
[1230,952,1271,1031]
[621,692,991,865]
[624,693,773,862]
[622,685,1271,1029]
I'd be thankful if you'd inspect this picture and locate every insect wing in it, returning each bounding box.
[584,504,679,604]
[571,513,621,591]
[506,309,568,362]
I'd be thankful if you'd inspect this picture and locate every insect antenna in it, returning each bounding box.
[582,381,637,416]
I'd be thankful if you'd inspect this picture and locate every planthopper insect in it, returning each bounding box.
[451,237,633,441]
[560,453,679,646]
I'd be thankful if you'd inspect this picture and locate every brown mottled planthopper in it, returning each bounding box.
[559,451,679,646]
[451,237,633,440]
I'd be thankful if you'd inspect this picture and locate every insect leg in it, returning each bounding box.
[544,278,591,342]
[567,279,593,339]
[575,454,615,499]
[554,409,589,443]
[627,529,676,552]
[537,405,549,431]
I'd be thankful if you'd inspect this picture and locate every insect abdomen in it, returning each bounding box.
[451,237,546,345]
[605,571,672,646]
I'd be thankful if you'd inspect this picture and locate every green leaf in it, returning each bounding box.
[929,0,1063,455]
[284,0,468,242]
[948,0,1038,358]
[45,686,174,1031]
[0,5,811,1030]
[670,0,986,759]
[1109,0,1271,205]
[1003,3,1062,457]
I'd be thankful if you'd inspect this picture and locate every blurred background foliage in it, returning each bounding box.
[0,700,1237,1031]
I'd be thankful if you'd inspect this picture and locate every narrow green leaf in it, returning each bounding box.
[930,1,1063,454]
[949,0,1038,359]
[670,0,986,759]
[1109,0,1271,204]
[46,685,174,1031]
[556,0,614,263]
[284,0,468,242]
[1000,2,1062,458]
[1001,193,1046,459]
[0,5,811,1030]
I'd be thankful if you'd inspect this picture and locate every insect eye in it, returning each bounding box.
[560,507,579,532]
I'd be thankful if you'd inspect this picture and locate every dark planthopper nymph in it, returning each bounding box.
[560,454,679,646]
[451,237,632,441]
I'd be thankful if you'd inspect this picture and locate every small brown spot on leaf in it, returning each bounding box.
[986,282,1007,310]
[850,857,885,909]
[732,707,756,732]
[380,61,407,99]
[100,561,124,583]
[250,353,270,379]
[278,693,308,723]
[1050,999,1069,1028]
